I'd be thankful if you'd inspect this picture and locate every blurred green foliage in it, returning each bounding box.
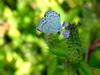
[0,0,100,75]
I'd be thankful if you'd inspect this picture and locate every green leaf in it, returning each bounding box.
[47,58,58,75]
[79,61,94,75]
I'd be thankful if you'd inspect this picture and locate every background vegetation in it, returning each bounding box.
[0,0,100,75]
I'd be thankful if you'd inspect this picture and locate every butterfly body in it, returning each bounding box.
[37,10,61,33]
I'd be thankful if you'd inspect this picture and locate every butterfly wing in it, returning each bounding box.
[44,10,61,33]
[44,10,59,17]
[46,14,61,33]
[36,18,46,32]
[37,10,61,33]
[37,18,50,33]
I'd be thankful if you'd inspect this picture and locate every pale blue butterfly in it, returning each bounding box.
[36,10,62,33]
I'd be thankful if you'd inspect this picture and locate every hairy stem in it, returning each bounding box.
[79,61,94,75]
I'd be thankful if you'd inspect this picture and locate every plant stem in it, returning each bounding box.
[79,61,94,75]
[66,62,77,75]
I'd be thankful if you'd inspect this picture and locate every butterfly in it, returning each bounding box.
[36,10,62,33]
